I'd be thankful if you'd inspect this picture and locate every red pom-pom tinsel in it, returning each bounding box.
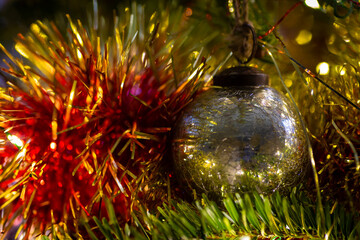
[0,8,208,232]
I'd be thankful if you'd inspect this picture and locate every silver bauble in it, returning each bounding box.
[172,67,309,199]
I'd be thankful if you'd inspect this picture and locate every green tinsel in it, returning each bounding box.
[84,187,360,239]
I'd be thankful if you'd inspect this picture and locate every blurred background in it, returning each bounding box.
[0,0,118,86]
[0,0,335,79]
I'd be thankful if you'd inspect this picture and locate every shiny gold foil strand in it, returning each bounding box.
[267,49,325,228]
[332,120,359,171]
[258,38,360,112]
[63,80,77,131]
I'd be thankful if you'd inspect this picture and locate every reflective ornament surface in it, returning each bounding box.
[172,67,308,199]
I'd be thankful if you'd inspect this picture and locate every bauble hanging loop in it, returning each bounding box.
[230,0,257,64]
[229,23,257,64]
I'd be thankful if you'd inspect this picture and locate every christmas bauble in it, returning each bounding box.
[172,67,309,199]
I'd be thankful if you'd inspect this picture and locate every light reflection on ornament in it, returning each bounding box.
[7,134,24,149]
[188,69,198,80]
[50,142,57,151]
[15,43,29,58]
[76,48,83,61]
[335,65,346,76]
[149,23,155,33]
[97,86,103,99]
[239,236,251,240]
[236,169,244,175]
[30,23,41,34]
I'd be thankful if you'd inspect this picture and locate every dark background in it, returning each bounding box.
[0,0,121,86]
[0,0,333,86]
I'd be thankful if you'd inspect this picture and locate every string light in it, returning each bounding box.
[316,62,330,75]
[305,0,320,9]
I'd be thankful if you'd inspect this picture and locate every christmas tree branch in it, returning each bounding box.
[82,187,360,239]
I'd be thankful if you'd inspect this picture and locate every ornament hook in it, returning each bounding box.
[233,0,248,24]
[230,22,257,64]
[230,0,257,64]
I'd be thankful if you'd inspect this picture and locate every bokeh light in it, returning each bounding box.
[305,0,320,9]
[316,62,330,75]
[295,29,313,45]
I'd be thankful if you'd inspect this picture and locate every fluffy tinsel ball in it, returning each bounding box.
[0,5,210,232]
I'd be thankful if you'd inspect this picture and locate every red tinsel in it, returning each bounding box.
[0,8,208,232]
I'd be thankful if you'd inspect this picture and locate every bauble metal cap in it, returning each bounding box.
[213,66,269,87]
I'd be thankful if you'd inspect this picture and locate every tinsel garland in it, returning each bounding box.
[310,6,360,208]
[0,2,215,236]
[261,0,360,209]
[1,0,360,238]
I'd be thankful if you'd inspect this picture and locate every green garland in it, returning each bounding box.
[82,187,360,239]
